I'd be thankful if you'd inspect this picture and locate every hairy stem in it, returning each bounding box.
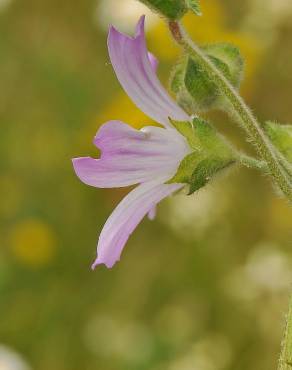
[238,154,269,172]
[168,20,292,201]
[278,295,292,370]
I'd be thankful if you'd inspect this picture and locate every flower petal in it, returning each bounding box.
[147,205,156,220]
[108,15,190,127]
[148,52,158,72]
[72,120,190,188]
[92,180,183,268]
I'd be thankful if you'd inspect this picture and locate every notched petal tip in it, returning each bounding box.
[91,257,117,270]
[71,157,93,184]
[135,15,146,36]
[108,24,119,39]
[107,24,131,50]
[147,205,157,220]
[72,157,84,176]
[108,14,145,44]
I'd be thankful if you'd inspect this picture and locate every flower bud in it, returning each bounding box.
[170,43,244,113]
[265,121,292,163]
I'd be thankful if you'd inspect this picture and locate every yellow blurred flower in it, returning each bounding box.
[97,93,155,130]
[9,219,57,267]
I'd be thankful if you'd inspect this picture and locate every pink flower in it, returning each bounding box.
[72,16,191,268]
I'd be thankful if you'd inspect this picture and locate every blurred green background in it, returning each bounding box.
[0,0,291,369]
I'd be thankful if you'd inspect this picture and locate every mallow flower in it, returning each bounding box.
[72,16,192,269]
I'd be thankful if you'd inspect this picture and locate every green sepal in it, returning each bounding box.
[189,157,234,194]
[265,121,292,163]
[138,0,187,20]
[169,119,199,148]
[169,151,203,184]
[168,118,236,193]
[170,117,234,154]
[185,0,202,16]
[170,43,244,113]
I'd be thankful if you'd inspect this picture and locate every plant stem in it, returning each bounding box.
[168,20,292,201]
[238,154,269,172]
[278,295,292,370]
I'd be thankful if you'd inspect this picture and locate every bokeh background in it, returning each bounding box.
[0,0,292,369]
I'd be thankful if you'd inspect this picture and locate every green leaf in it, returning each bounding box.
[185,0,202,16]
[138,0,187,20]
[265,121,292,163]
[170,43,244,113]
[168,118,236,193]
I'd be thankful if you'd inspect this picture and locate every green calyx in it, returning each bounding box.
[137,0,201,20]
[265,121,292,163]
[168,118,236,194]
[170,43,244,113]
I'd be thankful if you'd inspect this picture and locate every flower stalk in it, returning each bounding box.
[168,20,292,201]
[238,154,269,172]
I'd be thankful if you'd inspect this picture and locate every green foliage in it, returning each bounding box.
[185,0,202,16]
[138,0,187,20]
[265,121,292,163]
[169,118,236,193]
[170,43,244,113]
